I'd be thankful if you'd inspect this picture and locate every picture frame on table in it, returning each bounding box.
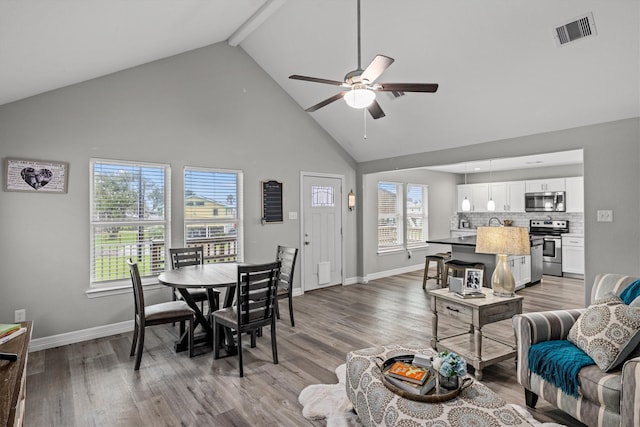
[3,158,69,194]
[465,268,483,291]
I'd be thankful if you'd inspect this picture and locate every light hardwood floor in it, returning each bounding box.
[25,271,587,426]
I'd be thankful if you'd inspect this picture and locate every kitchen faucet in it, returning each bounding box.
[488,217,503,227]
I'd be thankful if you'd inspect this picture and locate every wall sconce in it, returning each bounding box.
[348,189,356,211]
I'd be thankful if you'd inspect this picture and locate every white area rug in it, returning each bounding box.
[298,364,565,427]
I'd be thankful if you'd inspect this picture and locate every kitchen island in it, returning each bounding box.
[427,235,539,290]
[426,236,497,287]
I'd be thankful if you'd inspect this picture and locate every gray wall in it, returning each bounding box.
[362,168,458,277]
[0,42,358,338]
[358,118,640,305]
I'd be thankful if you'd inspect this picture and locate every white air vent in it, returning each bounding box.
[554,12,597,46]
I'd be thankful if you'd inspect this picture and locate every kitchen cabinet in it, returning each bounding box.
[565,176,584,212]
[562,235,584,277]
[508,255,531,289]
[457,183,489,212]
[489,181,525,212]
[525,178,565,193]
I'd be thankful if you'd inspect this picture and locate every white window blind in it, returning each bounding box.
[90,159,170,287]
[377,182,404,251]
[184,167,243,263]
[406,184,429,248]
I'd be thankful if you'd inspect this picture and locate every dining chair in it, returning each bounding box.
[169,247,219,314]
[275,245,299,327]
[212,261,281,377]
[127,259,195,371]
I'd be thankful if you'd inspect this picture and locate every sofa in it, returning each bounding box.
[512,274,640,427]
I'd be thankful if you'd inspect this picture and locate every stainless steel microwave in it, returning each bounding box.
[524,192,566,212]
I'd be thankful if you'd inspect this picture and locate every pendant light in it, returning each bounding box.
[461,164,471,212]
[487,159,495,211]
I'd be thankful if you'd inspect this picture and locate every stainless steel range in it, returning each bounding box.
[529,220,569,277]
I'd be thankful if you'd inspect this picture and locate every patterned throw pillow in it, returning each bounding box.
[568,295,640,371]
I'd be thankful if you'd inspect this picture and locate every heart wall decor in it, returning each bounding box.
[21,167,53,189]
[4,158,69,193]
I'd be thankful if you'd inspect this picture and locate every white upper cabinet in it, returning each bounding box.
[507,181,526,212]
[565,176,584,212]
[525,178,565,193]
[488,181,525,212]
[457,183,489,212]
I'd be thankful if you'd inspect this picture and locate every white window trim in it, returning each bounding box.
[377,181,429,254]
[183,165,244,263]
[88,158,171,295]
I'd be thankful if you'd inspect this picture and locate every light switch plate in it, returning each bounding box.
[288,211,298,220]
[597,210,613,222]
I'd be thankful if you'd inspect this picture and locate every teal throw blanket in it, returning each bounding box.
[619,279,640,304]
[528,340,594,398]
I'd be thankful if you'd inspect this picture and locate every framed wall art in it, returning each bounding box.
[4,158,69,194]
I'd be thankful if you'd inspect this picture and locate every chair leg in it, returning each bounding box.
[271,318,278,365]
[130,322,139,357]
[275,299,281,319]
[134,327,145,371]
[237,329,244,377]
[422,258,429,289]
[525,389,538,408]
[188,316,195,358]
[288,297,295,327]
[213,318,220,360]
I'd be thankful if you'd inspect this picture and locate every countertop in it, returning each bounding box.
[427,236,478,246]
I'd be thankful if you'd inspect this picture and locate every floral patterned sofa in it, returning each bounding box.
[513,273,640,427]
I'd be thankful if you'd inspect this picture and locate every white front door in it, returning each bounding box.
[301,174,343,292]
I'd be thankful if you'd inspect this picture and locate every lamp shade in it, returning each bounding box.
[475,226,530,256]
[344,88,376,109]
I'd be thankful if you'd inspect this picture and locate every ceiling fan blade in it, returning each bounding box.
[305,92,348,112]
[289,75,345,86]
[367,100,385,119]
[376,83,439,93]
[360,55,394,84]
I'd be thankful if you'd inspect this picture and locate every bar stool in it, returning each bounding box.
[444,260,486,288]
[422,252,451,289]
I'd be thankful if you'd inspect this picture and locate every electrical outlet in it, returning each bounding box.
[14,309,26,322]
[597,210,613,222]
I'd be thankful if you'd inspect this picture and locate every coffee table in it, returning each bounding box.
[346,344,537,427]
[428,287,523,380]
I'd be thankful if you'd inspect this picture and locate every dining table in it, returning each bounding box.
[158,262,239,356]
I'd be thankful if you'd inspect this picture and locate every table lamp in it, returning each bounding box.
[475,226,530,297]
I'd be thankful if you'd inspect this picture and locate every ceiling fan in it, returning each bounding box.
[289,0,438,119]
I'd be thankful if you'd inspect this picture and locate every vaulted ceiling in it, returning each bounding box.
[1,0,638,163]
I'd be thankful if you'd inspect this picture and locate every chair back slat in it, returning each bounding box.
[276,246,298,292]
[236,261,280,327]
[169,246,204,269]
[127,259,145,325]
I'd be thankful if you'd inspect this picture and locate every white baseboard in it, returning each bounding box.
[364,264,424,283]
[29,320,133,352]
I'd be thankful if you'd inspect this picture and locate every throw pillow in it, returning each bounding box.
[568,294,640,371]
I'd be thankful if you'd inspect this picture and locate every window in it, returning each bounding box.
[377,182,429,252]
[90,159,170,288]
[378,182,404,251]
[406,184,429,248]
[184,167,243,263]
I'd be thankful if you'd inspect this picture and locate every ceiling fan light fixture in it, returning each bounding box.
[344,87,376,109]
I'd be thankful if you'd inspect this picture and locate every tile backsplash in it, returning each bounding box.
[452,212,584,235]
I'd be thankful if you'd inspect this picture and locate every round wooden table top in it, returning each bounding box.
[158,263,238,289]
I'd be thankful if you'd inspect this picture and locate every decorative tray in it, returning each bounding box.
[375,354,473,403]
